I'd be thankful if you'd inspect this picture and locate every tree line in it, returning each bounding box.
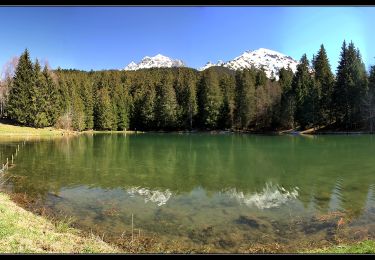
[1,41,375,132]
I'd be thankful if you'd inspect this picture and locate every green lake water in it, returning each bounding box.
[1,133,375,252]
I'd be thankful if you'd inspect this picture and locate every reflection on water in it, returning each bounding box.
[224,183,299,209]
[124,182,299,209]
[1,133,375,252]
[127,187,172,206]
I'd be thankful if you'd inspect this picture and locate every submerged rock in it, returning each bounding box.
[236,215,260,228]
[216,238,236,249]
[235,215,270,230]
[302,216,338,235]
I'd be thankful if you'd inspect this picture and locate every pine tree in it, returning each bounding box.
[234,69,256,129]
[72,88,86,131]
[197,68,223,129]
[154,72,178,129]
[292,54,313,129]
[363,65,375,132]
[218,74,236,129]
[7,49,34,125]
[175,69,198,130]
[56,70,71,118]
[313,44,335,126]
[95,86,115,130]
[131,77,156,131]
[32,60,49,128]
[80,76,94,130]
[255,79,282,130]
[351,47,368,128]
[278,67,295,128]
[256,69,267,87]
[333,41,368,129]
[113,78,130,131]
[302,78,319,129]
[185,72,198,130]
[333,40,348,126]
[43,66,59,126]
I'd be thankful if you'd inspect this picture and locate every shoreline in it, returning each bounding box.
[1,121,373,138]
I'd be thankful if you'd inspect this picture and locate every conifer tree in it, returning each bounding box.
[7,49,34,125]
[32,60,49,128]
[313,44,335,125]
[333,40,348,126]
[234,69,256,129]
[43,66,59,126]
[72,88,86,131]
[218,74,235,129]
[278,67,295,128]
[256,69,267,87]
[175,69,198,130]
[56,70,71,118]
[333,41,368,129]
[80,76,94,130]
[197,68,223,129]
[154,72,178,129]
[112,78,130,131]
[95,86,115,130]
[363,65,375,132]
[131,78,156,130]
[292,54,313,129]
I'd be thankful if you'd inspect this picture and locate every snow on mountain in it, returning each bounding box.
[199,60,225,71]
[124,54,185,70]
[124,49,299,80]
[124,61,138,70]
[199,48,299,80]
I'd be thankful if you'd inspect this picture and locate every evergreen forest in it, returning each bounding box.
[1,41,375,132]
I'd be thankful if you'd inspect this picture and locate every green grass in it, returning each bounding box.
[0,192,119,253]
[304,240,375,254]
[0,123,140,138]
[0,123,65,137]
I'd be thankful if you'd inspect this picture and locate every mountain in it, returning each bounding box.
[199,48,298,80]
[199,60,225,71]
[124,54,185,70]
[124,49,299,80]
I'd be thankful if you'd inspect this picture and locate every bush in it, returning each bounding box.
[55,112,72,131]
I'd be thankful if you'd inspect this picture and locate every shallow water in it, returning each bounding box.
[1,133,375,252]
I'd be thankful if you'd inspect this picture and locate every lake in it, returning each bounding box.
[1,133,375,252]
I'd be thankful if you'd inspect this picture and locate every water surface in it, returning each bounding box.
[1,133,375,252]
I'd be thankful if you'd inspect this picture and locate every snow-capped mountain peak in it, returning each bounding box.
[124,54,185,71]
[124,61,138,71]
[199,60,225,71]
[199,48,298,80]
[124,49,298,79]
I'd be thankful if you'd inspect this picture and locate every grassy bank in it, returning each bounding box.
[304,240,375,254]
[0,122,142,138]
[0,123,66,137]
[0,192,119,253]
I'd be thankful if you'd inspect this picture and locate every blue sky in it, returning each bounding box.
[0,7,373,73]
